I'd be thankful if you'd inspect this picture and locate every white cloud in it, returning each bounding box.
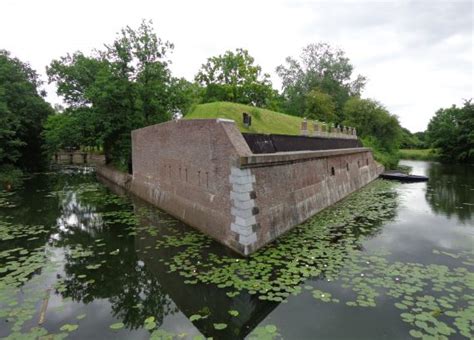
[1,0,472,132]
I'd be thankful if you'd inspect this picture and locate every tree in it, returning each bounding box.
[195,48,278,108]
[342,97,402,168]
[305,89,336,122]
[47,20,184,170]
[426,100,474,163]
[399,127,424,149]
[276,43,366,118]
[43,107,102,154]
[343,98,401,150]
[0,50,53,171]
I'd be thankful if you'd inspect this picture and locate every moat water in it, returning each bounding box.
[0,160,473,339]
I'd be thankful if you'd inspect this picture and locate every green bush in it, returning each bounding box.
[0,165,23,190]
[362,137,400,169]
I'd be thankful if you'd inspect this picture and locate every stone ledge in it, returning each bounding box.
[239,147,371,168]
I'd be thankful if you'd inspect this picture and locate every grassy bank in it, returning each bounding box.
[186,102,401,169]
[399,149,438,161]
[185,102,304,135]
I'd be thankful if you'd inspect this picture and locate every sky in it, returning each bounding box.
[1,0,472,132]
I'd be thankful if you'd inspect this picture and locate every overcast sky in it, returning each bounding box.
[1,0,472,132]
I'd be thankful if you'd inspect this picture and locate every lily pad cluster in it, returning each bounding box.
[154,180,398,301]
[151,180,473,339]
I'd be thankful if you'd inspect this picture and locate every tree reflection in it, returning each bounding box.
[52,177,176,331]
[426,162,474,223]
[48,170,401,339]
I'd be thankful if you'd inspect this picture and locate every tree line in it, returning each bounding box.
[2,20,470,185]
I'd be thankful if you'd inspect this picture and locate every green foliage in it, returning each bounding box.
[342,97,402,168]
[47,20,185,168]
[343,98,401,151]
[0,165,23,190]
[0,50,53,170]
[426,100,474,163]
[305,89,336,122]
[399,149,439,161]
[185,101,304,135]
[276,42,366,117]
[400,128,425,149]
[43,107,102,155]
[362,137,399,169]
[195,48,279,109]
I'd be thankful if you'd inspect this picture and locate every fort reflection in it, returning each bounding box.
[34,165,401,339]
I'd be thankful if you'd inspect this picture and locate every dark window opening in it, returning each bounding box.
[331,167,335,176]
[346,163,349,171]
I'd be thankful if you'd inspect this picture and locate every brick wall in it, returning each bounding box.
[98,119,383,256]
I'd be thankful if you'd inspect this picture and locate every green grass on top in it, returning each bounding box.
[184,102,304,135]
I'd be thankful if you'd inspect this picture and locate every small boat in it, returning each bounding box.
[380,171,428,182]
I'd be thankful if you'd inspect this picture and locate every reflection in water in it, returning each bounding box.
[425,162,474,223]
[134,206,279,339]
[50,171,399,339]
[1,163,472,339]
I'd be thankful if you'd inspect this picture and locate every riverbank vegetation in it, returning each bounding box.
[0,50,53,188]
[399,100,473,164]
[425,100,473,163]
[2,19,471,174]
[399,149,439,161]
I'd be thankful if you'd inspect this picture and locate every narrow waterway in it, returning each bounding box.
[0,160,472,339]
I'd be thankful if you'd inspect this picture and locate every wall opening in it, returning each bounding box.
[346,163,349,171]
[331,167,335,176]
[366,159,369,166]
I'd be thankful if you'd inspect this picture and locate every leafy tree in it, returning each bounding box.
[342,97,402,168]
[305,89,336,122]
[0,50,53,172]
[195,48,278,108]
[426,100,474,163]
[43,107,102,154]
[400,127,424,149]
[47,20,184,170]
[276,43,366,118]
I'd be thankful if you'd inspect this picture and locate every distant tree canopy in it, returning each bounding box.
[195,48,279,109]
[46,20,195,170]
[426,100,473,163]
[276,43,366,119]
[400,128,426,149]
[0,50,53,172]
[42,107,101,154]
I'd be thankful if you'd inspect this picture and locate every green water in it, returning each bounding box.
[0,160,473,339]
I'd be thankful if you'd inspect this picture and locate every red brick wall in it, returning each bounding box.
[99,119,383,256]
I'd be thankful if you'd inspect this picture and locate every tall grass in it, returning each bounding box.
[399,149,439,161]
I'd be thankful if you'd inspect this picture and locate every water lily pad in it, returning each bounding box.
[213,323,227,330]
[110,322,125,330]
[60,323,79,332]
[228,310,239,317]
